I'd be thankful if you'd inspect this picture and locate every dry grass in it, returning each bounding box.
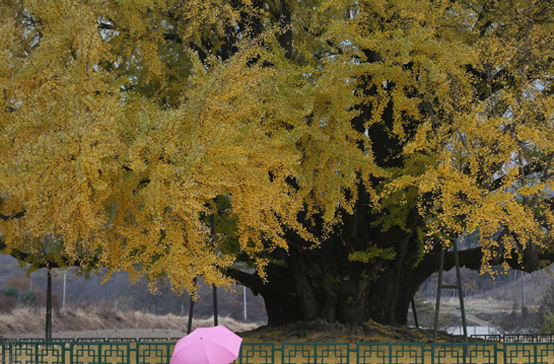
[0,305,260,339]
[0,304,472,343]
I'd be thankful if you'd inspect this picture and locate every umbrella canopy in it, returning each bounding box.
[170,326,243,364]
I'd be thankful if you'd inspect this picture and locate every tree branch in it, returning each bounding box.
[0,210,25,221]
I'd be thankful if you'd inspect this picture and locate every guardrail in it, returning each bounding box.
[3,341,554,364]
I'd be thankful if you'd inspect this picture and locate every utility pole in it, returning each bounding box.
[45,269,52,341]
[243,285,247,322]
[211,214,218,326]
[187,277,196,335]
[62,270,66,310]
[521,271,526,308]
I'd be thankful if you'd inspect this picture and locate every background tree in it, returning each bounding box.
[2,0,554,328]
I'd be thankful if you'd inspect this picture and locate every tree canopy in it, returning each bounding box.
[2,0,554,325]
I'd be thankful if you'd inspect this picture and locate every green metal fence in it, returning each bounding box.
[3,341,554,364]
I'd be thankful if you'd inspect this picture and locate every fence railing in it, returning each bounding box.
[5,333,554,344]
[1,337,181,343]
[3,341,554,364]
[470,334,554,343]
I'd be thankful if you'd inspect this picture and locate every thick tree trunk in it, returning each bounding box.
[237,254,424,326]
[230,222,496,327]
[228,256,303,326]
[232,230,424,326]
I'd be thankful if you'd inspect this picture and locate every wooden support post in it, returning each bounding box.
[433,234,468,343]
[411,298,419,329]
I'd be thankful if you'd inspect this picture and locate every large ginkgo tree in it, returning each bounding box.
[2,0,554,327]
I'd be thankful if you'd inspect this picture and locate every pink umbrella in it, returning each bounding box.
[170,326,243,364]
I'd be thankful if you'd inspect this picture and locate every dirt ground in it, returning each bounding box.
[238,319,473,344]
